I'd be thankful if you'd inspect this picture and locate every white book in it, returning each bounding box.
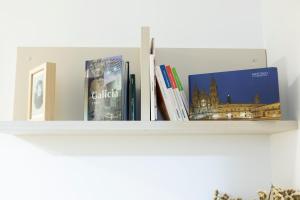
[155,66,177,120]
[149,54,157,121]
[171,67,189,115]
[180,91,189,114]
[169,88,182,121]
[164,66,187,121]
[174,88,189,121]
[159,65,182,120]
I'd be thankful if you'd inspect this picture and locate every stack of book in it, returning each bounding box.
[154,65,189,121]
[84,56,137,121]
[149,39,189,121]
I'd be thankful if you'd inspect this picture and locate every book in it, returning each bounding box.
[124,61,129,120]
[165,65,189,121]
[129,74,137,120]
[189,67,280,120]
[84,56,126,121]
[150,53,157,121]
[172,67,189,114]
[155,65,177,120]
[160,65,182,120]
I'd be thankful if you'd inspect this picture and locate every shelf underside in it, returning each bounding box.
[0,121,298,135]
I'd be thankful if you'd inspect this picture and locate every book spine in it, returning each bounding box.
[160,65,182,120]
[155,66,176,120]
[129,74,137,120]
[122,61,129,120]
[166,66,189,121]
[150,54,157,121]
[127,61,130,120]
[84,61,89,121]
[172,67,189,114]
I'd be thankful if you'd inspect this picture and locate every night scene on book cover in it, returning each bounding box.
[188,67,280,120]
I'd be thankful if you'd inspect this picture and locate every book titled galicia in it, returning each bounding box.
[189,67,280,120]
[84,56,127,121]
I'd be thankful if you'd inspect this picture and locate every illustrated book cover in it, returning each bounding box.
[85,56,125,121]
[189,67,280,120]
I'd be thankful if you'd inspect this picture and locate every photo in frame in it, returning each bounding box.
[28,62,56,121]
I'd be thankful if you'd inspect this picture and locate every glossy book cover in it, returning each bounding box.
[189,67,280,120]
[85,56,123,121]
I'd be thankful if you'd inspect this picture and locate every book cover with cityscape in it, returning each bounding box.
[189,67,280,120]
[85,56,123,120]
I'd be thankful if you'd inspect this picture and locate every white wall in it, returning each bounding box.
[0,0,264,120]
[262,0,300,188]
[0,0,272,199]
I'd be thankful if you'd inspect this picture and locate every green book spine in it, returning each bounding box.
[129,74,137,120]
[172,67,184,91]
[172,67,189,114]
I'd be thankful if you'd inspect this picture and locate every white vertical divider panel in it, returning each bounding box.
[140,27,151,121]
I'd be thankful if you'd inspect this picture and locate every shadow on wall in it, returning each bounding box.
[288,75,300,120]
[273,57,299,121]
[17,135,270,156]
[288,75,300,188]
[273,57,289,120]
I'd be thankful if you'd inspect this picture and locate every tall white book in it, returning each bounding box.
[150,54,157,121]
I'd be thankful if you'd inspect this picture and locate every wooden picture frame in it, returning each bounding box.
[28,62,56,121]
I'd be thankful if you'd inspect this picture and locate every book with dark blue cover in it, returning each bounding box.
[188,67,280,120]
[129,74,137,120]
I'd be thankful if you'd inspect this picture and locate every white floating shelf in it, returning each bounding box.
[0,121,298,135]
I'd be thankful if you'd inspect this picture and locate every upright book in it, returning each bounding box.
[129,74,137,120]
[189,67,280,120]
[85,56,126,121]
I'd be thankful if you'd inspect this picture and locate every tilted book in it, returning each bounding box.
[84,56,125,121]
[159,65,182,120]
[155,65,176,120]
[172,67,189,114]
[165,65,189,121]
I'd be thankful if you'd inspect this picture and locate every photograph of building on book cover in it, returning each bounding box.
[189,67,281,120]
[85,56,123,121]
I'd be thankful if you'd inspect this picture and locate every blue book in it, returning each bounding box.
[160,65,171,89]
[188,67,280,120]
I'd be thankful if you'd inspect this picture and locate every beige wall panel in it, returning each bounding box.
[156,48,267,95]
[15,47,140,120]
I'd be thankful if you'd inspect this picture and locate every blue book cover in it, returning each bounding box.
[160,65,171,89]
[188,67,280,120]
